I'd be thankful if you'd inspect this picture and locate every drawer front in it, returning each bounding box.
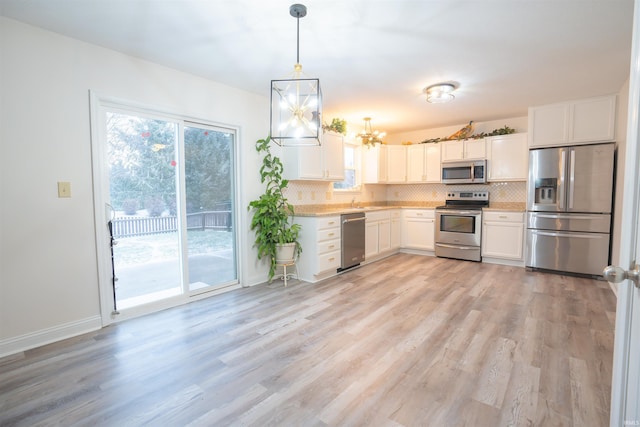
[317,216,340,230]
[483,211,524,222]
[403,209,435,219]
[366,210,391,222]
[390,209,402,219]
[318,250,341,273]
[318,239,340,254]
[318,228,340,242]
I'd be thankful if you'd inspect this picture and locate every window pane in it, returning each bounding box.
[344,146,355,168]
[333,140,361,191]
[334,170,356,189]
[184,125,237,290]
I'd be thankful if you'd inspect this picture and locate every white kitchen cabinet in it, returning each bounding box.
[407,144,441,183]
[362,145,387,183]
[528,94,616,148]
[441,138,485,162]
[401,209,435,251]
[386,145,407,183]
[365,220,379,259]
[486,133,528,181]
[282,131,345,181]
[365,210,392,260]
[390,210,402,250]
[363,145,407,183]
[293,215,341,283]
[481,211,524,261]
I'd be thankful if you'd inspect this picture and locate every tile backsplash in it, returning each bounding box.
[284,181,526,205]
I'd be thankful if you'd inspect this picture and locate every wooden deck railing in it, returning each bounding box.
[112,211,232,238]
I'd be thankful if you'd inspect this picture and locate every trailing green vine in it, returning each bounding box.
[247,136,301,280]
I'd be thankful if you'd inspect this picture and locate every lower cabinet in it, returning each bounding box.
[293,209,524,284]
[481,211,525,261]
[390,210,402,250]
[293,215,341,283]
[365,210,393,260]
[401,209,435,251]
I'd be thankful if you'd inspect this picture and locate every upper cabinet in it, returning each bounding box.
[281,131,345,181]
[528,94,617,148]
[407,143,441,183]
[363,145,407,184]
[386,145,407,183]
[486,133,528,181]
[441,138,485,162]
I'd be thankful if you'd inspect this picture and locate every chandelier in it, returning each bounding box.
[270,4,322,146]
[359,117,386,147]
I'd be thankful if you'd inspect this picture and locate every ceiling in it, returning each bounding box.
[0,0,635,135]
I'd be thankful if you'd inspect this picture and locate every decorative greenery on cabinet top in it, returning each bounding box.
[322,118,347,135]
[418,125,516,145]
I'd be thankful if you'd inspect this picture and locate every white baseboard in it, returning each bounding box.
[0,315,102,359]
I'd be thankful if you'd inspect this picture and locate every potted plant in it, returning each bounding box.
[248,136,302,281]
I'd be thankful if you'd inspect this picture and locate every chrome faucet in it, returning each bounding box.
[351,197,356,208]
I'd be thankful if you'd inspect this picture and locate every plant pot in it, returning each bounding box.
[275,243,297,264]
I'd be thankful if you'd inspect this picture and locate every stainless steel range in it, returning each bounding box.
[435,191,489,262]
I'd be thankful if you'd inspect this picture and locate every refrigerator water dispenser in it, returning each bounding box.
[534,178,557,204]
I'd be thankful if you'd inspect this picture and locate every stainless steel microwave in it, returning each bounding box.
[441,160,487,184]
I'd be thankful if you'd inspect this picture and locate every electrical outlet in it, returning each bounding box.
[394,191,399,197]
[326,191,332,200]
[311,191,316,200]
[499,189,506,197]
[57,181,71,198]
[297,191,303,200]
[432,190,437,197]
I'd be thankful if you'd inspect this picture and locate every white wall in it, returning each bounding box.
[0,17,270,356]
[612,79,630,267]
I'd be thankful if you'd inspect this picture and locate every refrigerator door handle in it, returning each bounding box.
[558,149,566,210]
[531,230,604,239]
[569,149,576,209]
[533,214,604,221]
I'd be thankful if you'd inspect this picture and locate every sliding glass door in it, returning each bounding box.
[95,101,238,315]
[184,124,237,292]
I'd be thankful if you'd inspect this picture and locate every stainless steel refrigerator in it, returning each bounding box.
[526,143,615,276]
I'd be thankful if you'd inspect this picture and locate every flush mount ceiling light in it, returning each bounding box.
[270,3,322,147]
[359,117,386,147]
[424,83,456,103]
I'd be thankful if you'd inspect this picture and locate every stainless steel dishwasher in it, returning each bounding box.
[339,212,366,272]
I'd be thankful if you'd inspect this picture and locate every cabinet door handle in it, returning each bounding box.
[328,221,335,225]
[328,244,335,249]
[499,215,508,219]
[416,213,423,216]
[328,232,335,237]
[328,257,335,261]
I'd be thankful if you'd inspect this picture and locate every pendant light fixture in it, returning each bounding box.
[270,4,322,146]
[359,117,386,147]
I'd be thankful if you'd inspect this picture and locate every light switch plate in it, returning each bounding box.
[58,181,71,198]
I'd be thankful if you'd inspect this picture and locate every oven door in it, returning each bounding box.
[435,209,482,247]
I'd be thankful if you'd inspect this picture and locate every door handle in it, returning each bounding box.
[569,149,576,209]
[603,264,640,287]
[559,150,566,210]
[342,217,366,224]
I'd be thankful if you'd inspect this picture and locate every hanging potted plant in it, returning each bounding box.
[248,136,302,281]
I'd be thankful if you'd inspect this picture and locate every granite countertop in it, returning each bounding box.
[292,202,442,217]
[483,202,527,212]
[293,201,527,217]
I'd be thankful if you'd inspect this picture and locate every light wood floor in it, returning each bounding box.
[0,254,617,426]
